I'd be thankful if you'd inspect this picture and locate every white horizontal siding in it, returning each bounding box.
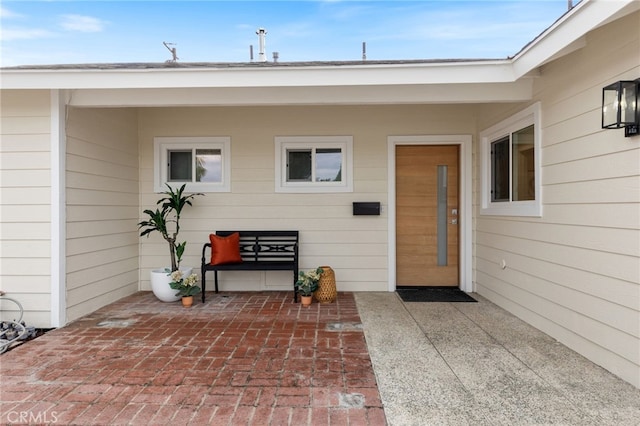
[0,187,52,204]
[1,205,51,223]
[544,149,640,184]
[1,240,50,258]
[66,283,137,322]
[0,258,50,277]
[0,293,51,326]
[1,152,50,169]
[475,256,638,338]
[542,131,633,165]
[0,275,51,293]
[67,219,137,239]
[476,245,637,309]
[0,90,52,328]
[0,169,52,187]
[544,177,639,204]
[477,218,639,257]
[0,134,50,151]
[0,222,50,240]
[65,107,139,323]
[476,231,638,284]
[474,12,640,387]
[0,116,50,134]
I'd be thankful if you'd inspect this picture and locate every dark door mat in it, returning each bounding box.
[396,287,477,303]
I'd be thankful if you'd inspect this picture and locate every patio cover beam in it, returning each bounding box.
[67,81,533,107]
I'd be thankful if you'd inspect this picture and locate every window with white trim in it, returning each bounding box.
[480,102,542,216]
[275,136,353,193]
[154,137,231,193]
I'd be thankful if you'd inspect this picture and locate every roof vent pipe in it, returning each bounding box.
[273,52,279,63]
[256,28,267,62]
[362,42,367,61]
[249,45,254,62]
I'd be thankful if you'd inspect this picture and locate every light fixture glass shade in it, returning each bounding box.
[620,81,637,124]
[602,80,638,129]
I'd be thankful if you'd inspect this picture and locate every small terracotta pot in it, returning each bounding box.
[300,295,313,307]
[181,296,194,308]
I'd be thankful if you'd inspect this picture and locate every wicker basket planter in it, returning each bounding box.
[314,266,337,303]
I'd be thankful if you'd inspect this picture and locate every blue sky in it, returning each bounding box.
[0,1,574,67]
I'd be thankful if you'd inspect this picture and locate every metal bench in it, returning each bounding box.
[201,230,299,303]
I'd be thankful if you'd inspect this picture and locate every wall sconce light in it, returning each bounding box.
[602,79,639,137]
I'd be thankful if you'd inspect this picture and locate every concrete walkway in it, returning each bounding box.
[356,292,640,425]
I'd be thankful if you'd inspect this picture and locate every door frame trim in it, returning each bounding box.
[387,135,473,292]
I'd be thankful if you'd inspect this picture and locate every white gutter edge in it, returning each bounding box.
[0,60,518,90]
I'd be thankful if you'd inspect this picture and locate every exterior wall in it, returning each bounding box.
[138,104,477,293]
[0,90,53,327]
[65,107,139,322]
[474,12,640,387]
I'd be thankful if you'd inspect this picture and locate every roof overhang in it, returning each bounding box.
[511,0,640,78]
[0,0,637,107]
[4,60,535,106]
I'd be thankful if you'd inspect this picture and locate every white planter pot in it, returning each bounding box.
[150,267,193,302]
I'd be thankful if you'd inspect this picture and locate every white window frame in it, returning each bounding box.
[154,136,231,193]
[480,102,542,217]
[275,136,353,193]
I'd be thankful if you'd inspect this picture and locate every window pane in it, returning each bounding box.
[196,149,222,182]
[287,149,312,181]
[491,137,510,202]
[316,148,342,182]
[169,150,192,181]
[512,125,535,201]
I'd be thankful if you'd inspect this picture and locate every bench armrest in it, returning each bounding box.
[201,242,211,267]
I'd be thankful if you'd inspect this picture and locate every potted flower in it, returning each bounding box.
[138,184,203,302]
[169,270,201,307]
[295,267,323,306]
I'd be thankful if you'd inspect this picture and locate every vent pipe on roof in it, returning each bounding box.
[273,52,279,63]
[362,42,367,61]
[249,45,254,62]
[256,28,267,62]
[163,41,178,63]
[568,0,573,10]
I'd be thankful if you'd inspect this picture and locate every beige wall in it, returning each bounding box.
[138,104,477,293]
[0,90,53,327]
[474,12,640,387]
[65,107,139,322]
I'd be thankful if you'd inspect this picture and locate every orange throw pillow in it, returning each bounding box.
[209,233,243,265]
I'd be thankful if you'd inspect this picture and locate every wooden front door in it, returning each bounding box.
[396,145,459,286]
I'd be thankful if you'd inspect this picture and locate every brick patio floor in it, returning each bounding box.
[0,292,386,425]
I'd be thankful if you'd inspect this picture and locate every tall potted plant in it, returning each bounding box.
[138,184,203,302]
